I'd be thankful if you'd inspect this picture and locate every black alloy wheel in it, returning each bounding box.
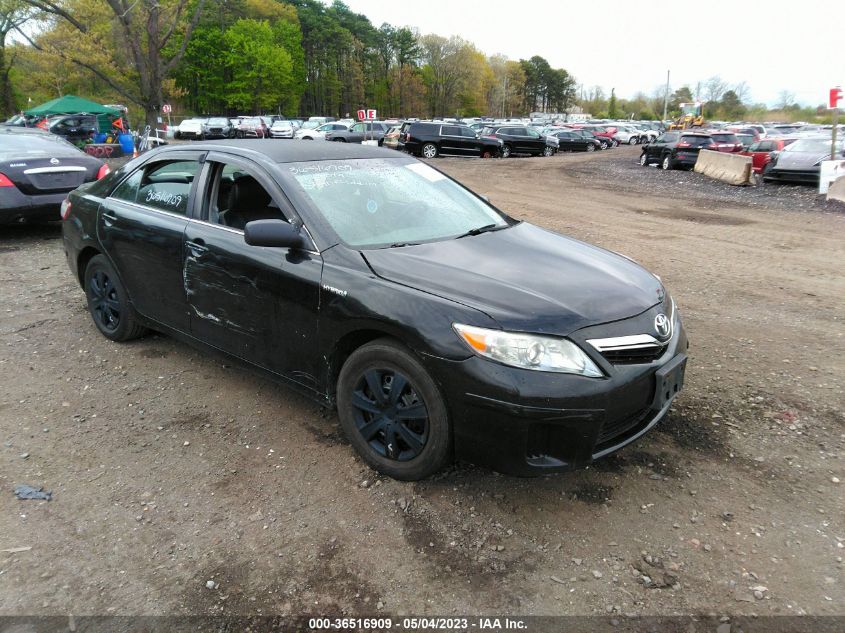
[84,255,147,342]
[350,368,429,462]
[337,339,451,480]
[88,269,120,333]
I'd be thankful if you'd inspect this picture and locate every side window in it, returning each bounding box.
[208,163,287,231]
[133,160,199,215]
[526,128,541,138]
[352,123,365,132]
[111,169,144,203]
[441,125,461,136]
[460,126,477,138]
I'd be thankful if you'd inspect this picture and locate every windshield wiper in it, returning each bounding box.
[387,241,420,248]
[454,223,507,239]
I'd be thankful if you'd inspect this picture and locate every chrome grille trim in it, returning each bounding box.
[586,334,662,353]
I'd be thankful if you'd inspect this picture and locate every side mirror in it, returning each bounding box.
[244,219,303,249]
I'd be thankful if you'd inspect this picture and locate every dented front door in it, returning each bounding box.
[183,222,322,390]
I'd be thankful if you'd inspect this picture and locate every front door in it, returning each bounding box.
[184,154,323,390]
[98,152,204,332]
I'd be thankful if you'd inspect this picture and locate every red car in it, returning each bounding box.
[573,125,619,148]
[708,131,744,153]
[235,117,268,139]
[740,138,797,173]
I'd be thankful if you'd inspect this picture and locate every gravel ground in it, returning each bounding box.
[572,147,844,214]
[0,146,842,624]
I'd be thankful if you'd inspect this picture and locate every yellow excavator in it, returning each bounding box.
[669,102,705,130]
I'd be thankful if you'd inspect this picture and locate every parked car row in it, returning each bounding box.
[639,126,845,184]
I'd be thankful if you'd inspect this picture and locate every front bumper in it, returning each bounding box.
[423,308,688,476]
[763,167,820,184]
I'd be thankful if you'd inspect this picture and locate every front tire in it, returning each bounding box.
[542,146,555,157]
[639,152,648,166]
[337,339,452,481]
[421,143,439,158]
[599,140,609,150]
[628,137,637,145]
[84,255,147,342]
[501,144,512,158]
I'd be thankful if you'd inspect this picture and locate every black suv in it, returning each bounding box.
[47,114,98,143]
[402,122,503,158]
[480,125,557,158]
[639,131,714,170]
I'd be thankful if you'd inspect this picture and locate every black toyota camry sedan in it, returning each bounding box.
[61,141,687,480]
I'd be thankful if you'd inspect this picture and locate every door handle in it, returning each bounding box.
[186,239,208,256]
[101,211,117,226]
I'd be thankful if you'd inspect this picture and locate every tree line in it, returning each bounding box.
[1,0,577,126]
[0,0,832,127]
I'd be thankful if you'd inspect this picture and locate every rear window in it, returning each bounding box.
[680,135,713,147]
[712,134,739,143]
[0,133,82,160]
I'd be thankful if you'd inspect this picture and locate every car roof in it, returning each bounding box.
[155,139,402,163]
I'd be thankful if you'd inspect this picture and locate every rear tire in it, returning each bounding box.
[661,154,673,170]
[628,137,637,145]
[586,143,595,152]
[84,255,147,342]
[421,143,438,158]
[337,339,452,481]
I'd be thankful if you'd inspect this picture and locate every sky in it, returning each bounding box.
[340,0,843,107]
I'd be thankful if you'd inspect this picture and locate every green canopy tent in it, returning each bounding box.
[24,95,122,133]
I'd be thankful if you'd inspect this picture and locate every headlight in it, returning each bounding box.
[453,324,603,377]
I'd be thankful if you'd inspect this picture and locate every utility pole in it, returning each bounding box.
[662,70,670,121]
[832,107,839,162]
[502,74,508,118]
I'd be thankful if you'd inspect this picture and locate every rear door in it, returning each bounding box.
[439,125,464,155]
[97,150,205,332]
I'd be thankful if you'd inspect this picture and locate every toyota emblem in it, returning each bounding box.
[654,314,671,339]
[50,158,60,165]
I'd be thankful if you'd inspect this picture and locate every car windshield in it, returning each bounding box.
[207,118,228,125]
[285,158,508,248]
[783,138,844,153]
[273,121,292,128]
[712,134,739,143]
[301,121,320,130]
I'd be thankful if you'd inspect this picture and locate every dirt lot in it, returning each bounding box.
[0,147,843,620]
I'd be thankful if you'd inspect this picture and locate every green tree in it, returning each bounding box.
[719,89,745,120]
[0,0,34,114]
[20,0,208,126]
[222,19,293,112]
[608,88,618,118]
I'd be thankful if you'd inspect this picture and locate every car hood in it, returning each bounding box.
[180,122,202,131]
[361,223,663,336]
[775,150,827,170]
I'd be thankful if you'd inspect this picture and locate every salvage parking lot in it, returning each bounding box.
[0,146,842,617]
